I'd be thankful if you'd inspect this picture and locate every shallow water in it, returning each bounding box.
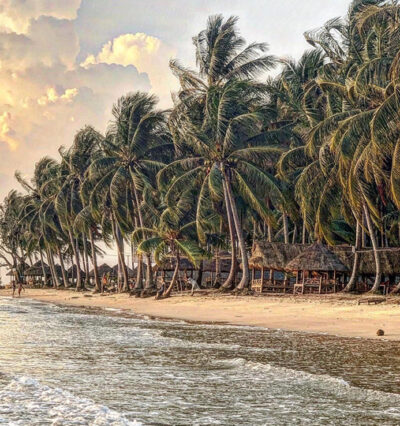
[0,297,400,425]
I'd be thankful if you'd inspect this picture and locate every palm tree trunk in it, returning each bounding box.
[82,234,90,286]
[39,249,48,287]
[197,260,203,287]
[344,220,361,292]
[47,248,60,288]
[362,212,367,247]
[112,217,129,292]
[292,225,297,244]
[163,250,180,298]
[363,203,381,293]
[89,228,101,293]
[221,179,237,290]
[68,229,82,291]
[214,248,221,287]
[133,185,151,290]
[224,174,249,290]
[144,254,154,291]
[57,247,69,288]
[283,212,289,244]
[302,218,306,245]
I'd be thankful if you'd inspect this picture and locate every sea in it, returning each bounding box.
[0,296,399,425]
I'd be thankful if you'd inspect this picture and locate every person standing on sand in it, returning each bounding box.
[18,282,25,297]
[186,276,201,296]
[12,281,16,297]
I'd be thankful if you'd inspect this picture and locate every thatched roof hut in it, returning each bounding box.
[110,264,135,277]
[249,242,306,271]
[24,261,50,277]
[285,243,348,272]
[250,240,400,276]
[67,265,86,278]
[89,263,112,277]
[158,256,197,271]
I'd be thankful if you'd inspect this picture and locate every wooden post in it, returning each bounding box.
[261,266,264,293]
[319,276,322,294]
[333,269,336,293]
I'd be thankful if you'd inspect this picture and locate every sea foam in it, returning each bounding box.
[0,376,141,425]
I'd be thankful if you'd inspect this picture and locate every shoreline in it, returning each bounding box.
[3,288,400,341]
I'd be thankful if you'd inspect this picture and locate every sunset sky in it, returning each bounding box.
[0,0,351,201]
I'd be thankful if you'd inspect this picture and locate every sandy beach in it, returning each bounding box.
[3,288,400,341]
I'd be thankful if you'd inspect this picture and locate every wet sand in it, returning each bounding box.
[4,288,400,340]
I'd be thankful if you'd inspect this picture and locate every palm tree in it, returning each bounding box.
[133,192,203,298]
[89,92,171,293]
[163,79,284,290]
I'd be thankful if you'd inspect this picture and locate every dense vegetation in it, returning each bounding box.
[2,0,400,295]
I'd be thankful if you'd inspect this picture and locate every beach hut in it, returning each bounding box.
[24,261,51,286]
[67,265,86,285]
[89,263,113,278]
[285,243,349,294]
[249,242,305,293]
[110,264,135,278]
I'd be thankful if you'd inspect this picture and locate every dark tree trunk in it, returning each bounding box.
[144,254,155,291]
[224,174,249,290]
[364,203,382,293]
[47,248,60,288]
[112,218,129,292]
[82,234,90,287]
[39,249,48,288]
[283,212,289,244]
[221,179,237,290]
[344,220,361,292]
[163,251,180,298]
[57,247,69,288]
[89,228,101,292]
[68,230,82,291]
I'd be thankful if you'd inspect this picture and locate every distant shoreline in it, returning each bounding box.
[3,288,400,341]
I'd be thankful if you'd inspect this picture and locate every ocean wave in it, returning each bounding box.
[0,376,141,425]
[212,357,400,406]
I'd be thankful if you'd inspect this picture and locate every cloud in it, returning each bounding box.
[0,112,18,151]
[0,0,82,33]
[0,6,153,202]
[81,33,177,106]
[37,87,79,106]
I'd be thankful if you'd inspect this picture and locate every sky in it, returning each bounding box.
[0,0,351,276]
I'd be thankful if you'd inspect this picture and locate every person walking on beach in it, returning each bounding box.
[186,276,201,296]
[17,282,25,297]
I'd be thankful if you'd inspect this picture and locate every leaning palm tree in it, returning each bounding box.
[89,91,171,292]
[133,192,204,298]
[162,80,284,291]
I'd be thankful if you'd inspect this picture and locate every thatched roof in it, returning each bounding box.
[252,241,400,275]
[285,243,348,272]
[89,263,112,277]
[110,264,135,277]
[67,265,86,278]
[158,256,196,271]
[24,261,50,277]
[249,242,306,271]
